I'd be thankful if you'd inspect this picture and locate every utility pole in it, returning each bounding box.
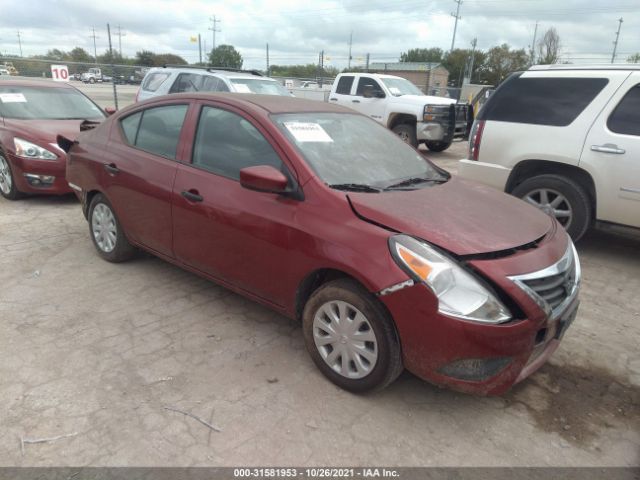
[365,53,370,72]
[266,43,270,76]
[198,34,202,64]
[16,30,23,57]
[347,31,353,69]
[611,17,623,63]
[209,15,221,53]
[89,27,99,64]
[115,25,126,58]
[464,37,477,85]
[530,20,539,65]
[450,0,462,52]
[107,24,118,109]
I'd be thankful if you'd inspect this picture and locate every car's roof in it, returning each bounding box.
[0,76,76,89]
[144,92,354,115]
[149,66,275,81]
[529,63,640,72]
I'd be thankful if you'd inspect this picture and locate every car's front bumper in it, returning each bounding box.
[7,152,72,195]
[379,232,579,396]
[458,159,512,191]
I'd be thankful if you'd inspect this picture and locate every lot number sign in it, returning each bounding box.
[51,65,70,82]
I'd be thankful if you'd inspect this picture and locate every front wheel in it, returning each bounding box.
[302,279,403,393]
[425,140,452,152]
[0,153,22,200]
[511,174,592,242]
[89,77,96,84]
[88,194,135,262]
[392,124,418,148]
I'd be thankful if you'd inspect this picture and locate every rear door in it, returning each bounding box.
[580,73,640,228]
[329,74,356,107]
[171,102,302,306]
[101,102,191,257]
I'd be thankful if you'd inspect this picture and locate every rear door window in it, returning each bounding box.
[142,72,171,92]
[335,76,354,95]
[607,84,640,136]
[120,104,188,160]
[479,76,609,126]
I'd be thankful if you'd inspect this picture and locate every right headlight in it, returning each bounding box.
[389,235,512,324]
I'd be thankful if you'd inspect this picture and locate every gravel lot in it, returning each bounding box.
[0,93,638,467]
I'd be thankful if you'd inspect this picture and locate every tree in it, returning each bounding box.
[97,49,125,65]
[153,53,188,66]
[271,63,338,78]
[537,27,561,65]
[400,48,444,63]
[477,44,529,85]
[135,50,156,66]
[628,53,640,64]
[442,49,486,87]
[68,47,94,64]
[43,49,67,61]
[209,45,243,69]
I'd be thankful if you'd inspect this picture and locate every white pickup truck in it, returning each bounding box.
[81,67,112,84]
[329,73,472,151]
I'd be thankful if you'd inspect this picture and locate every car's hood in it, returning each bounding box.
[4,119,91,146]
[348,178,554,256]
[390,94,456,106]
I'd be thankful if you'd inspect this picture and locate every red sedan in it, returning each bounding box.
[0,78,105,199]
[63,93,580,395]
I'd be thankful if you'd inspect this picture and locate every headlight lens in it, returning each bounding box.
[389,235,512,324]
[14,138,58,160]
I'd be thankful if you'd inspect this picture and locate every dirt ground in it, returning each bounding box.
[0,127,638,467]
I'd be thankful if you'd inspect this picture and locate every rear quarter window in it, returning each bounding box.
[142,72,171,92]
[479,76,609,126]
[607,84,640,136]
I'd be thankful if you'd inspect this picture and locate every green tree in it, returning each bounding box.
[271,63,337,78]
[135,50,156,66]
[477,44,529,85]
[68,47,94,63]
[628,53,640,64]
[42,49,68,61]
[153,53,188,66]
[208,44,243,69]
[400,47,444,63]
[97,49,125,65]
[537,27,561,64]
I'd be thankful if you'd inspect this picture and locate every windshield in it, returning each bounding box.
[231,79,291,96]
[0,86,105,120]
[273,112,446,189]
[380,78,424,97]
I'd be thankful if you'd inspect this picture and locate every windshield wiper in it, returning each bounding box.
[329,183,382,193]
[384,176,448,190]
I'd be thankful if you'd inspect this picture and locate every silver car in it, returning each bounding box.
[136,66,291,102]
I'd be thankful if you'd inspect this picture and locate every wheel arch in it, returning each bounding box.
[506,160,597,217]
[387,113,417,130]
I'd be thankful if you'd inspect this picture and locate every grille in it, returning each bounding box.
[521,267,575,311]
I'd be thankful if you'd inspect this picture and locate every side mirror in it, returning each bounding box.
[240,165,288,194]
[373,90,386,98]
[104,106,117,116]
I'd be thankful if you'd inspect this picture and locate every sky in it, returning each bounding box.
[0,0,639,69]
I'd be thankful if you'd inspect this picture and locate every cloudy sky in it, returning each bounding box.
[1,0,639,69]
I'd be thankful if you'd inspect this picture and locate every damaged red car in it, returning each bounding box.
[63,93,580,395]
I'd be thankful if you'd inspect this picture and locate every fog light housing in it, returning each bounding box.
[438,357,512,382]
[24,173,55,186]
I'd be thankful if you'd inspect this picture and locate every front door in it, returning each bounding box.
[353,76,387,124]
[172,104,302,306]
[581,73,640,228]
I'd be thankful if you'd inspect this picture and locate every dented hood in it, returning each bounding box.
[348,178,554,256]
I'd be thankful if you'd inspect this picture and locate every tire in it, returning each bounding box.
[425,140,452,152]
[88,194,135,262]
[302,278,403,393]
[89,77,95,84]
[511,174,592,242]
[0,153,22,200]
[392,124,418,148]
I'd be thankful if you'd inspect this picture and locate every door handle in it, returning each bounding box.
[103,163,120,175]
[329,98,338,101]
[591,144,625,154]
[181,190,203,202]
[352,99,360,103]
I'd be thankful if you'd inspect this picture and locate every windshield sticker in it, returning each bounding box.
[233,83,252,93]
[388,87,401,95]
[0,93,27,103]
[284,122,333,143]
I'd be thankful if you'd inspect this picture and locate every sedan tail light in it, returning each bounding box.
[468,120,485,161]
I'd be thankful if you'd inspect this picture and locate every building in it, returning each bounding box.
[368,62,449,95]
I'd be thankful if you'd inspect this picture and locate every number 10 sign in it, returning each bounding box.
[51,65,70,82]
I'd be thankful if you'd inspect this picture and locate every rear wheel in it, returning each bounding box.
[88,194,135,262]
[0,153,22,200]
[511,174,592,241]
[425,140,452,152]
[392,124,418,148]
[302,279,403,393]
[89,77,96,84]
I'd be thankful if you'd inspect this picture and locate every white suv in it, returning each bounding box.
[136,66,291,102]
[459,64,640,241]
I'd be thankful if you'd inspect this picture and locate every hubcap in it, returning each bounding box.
[397,131,410,143]
[0,156,12,195]
[91,203,117,252]
[312,300,378,379]
[523,188,573,229]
